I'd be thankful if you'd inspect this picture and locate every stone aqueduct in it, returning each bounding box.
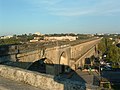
[0,38,101,75]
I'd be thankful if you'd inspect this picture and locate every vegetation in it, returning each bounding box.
[98,37,120,68]
[0,34,34,46]
[0,33,95,46]
[111,84,120,90]
[0,37,20,45]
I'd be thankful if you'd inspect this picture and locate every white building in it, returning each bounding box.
[44,36,78,41]
[34,32,43,36]
[30,39,39,42]
[30,37,40,42]
[0,35,13,39]
[109,38,113,40]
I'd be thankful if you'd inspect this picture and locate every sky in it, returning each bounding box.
[0,0,120,35]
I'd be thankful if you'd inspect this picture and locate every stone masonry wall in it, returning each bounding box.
[0,65,89,90]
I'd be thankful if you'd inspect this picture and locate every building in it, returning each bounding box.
[0,35,13,39]
[34,37,41,40]
[115,38,120,43]
[34,32,43,36]
[30,36,43,42]
[44,36,78,41]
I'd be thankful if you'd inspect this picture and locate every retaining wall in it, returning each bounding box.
[0,65,87,90]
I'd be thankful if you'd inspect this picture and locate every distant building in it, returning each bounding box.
[112,42,115,45]
[34,37,41,40]
[109,38,113,40]
[115,38,120,43]
[44,36,78,41]
[87,34,94,37]
[0,35,13,39]
[30,39,39,42]
[34,32,43,36]
[30,36,42,42]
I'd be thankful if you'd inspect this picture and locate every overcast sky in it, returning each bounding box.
[0,0,120,35]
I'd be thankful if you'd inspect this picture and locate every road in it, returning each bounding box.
[0,76,43,90]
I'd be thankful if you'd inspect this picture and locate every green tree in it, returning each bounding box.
[98,38,106,54]
[98,37,120,68]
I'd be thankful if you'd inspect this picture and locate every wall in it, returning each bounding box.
[45,47,58,64]
[17,50,42,62]
[74,46,96,69]
[0,65,97,90]
[70,39,100,69]
[44,36,77,41]
[71,39,100,60]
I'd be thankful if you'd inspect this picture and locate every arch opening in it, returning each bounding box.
[27,58,46,73]
[59,51,69,74]
[27,58,54,75]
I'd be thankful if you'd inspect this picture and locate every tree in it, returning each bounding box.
[98,37,120,68]
[98,38,106,54]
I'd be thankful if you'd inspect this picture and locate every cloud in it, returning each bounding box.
[49,8,94,16]
[25,0,120,17]
[92,0,120,16]
[26,0,63,6]
[41,0,63,5]
[49,0,120,16]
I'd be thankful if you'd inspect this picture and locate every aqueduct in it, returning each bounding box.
[0,38,101,75]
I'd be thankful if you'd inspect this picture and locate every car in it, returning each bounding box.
[100,65,112,71]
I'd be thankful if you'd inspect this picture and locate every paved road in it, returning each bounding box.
[59,69,97,84]
[72,69,99,84]
[0,76,42,90]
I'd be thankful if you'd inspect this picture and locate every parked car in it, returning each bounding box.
[100,65,112,71]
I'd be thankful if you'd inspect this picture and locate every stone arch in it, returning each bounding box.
[59,51,69,74]
[59,51,68,65]
[27,58,54,74]
[27,58,46,73]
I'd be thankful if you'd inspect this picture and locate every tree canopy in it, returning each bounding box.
[98,38,120,68]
